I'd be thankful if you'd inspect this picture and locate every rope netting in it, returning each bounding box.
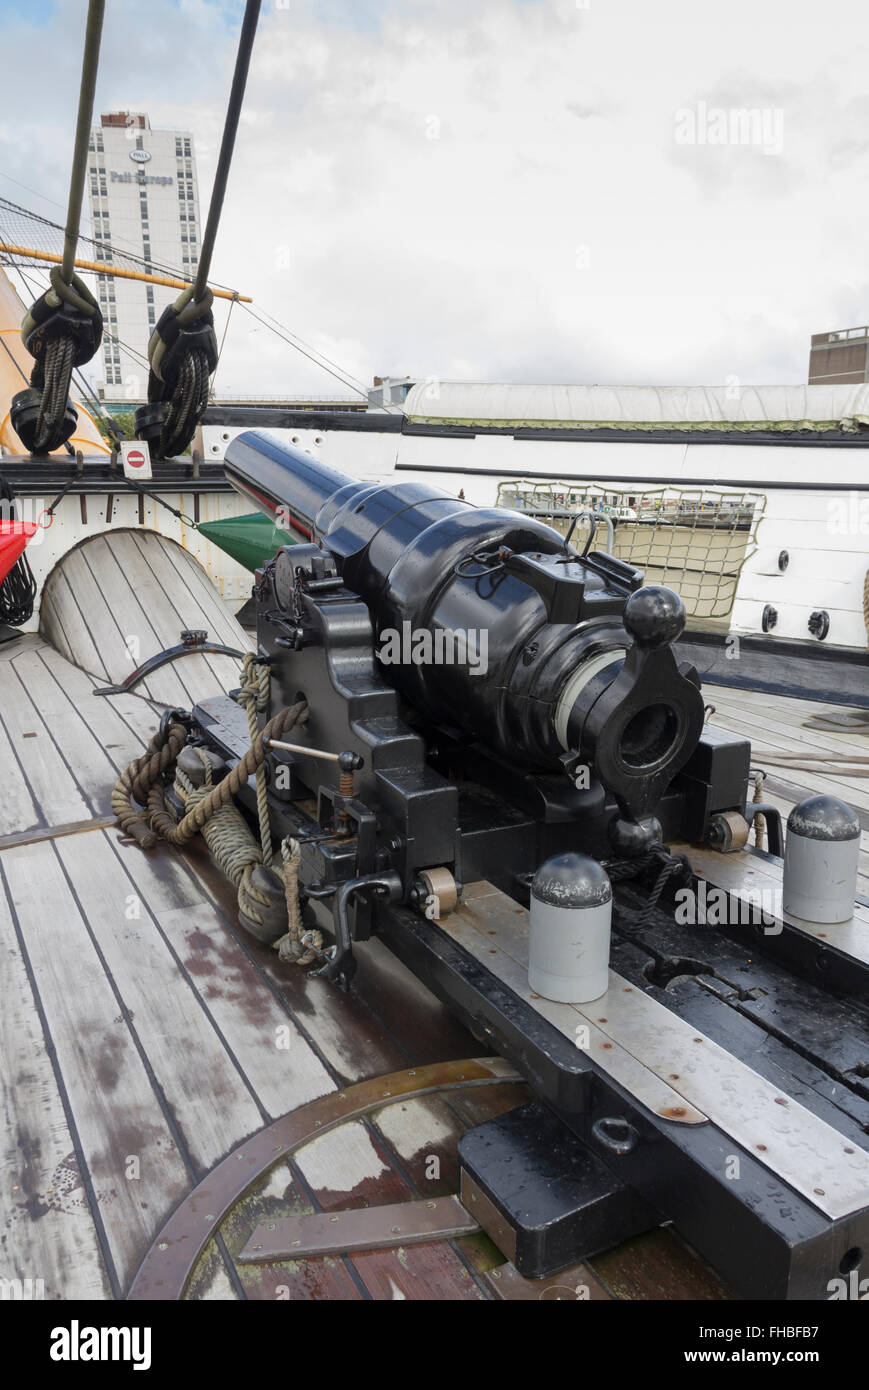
[497,479,766,621]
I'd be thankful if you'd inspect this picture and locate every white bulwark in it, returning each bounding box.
[87,112,202,402]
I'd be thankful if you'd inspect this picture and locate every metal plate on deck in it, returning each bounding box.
[448,883,869,1221]
[446,884,706,1126]
[681,842,869,969]
[196,694,253,759]
[484,1260,613,1301]
[240,1195,478,1262]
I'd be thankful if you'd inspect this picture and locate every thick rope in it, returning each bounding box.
[752,770,766,850]
[146,697,307,845]
[174,750,274,932]
[111,721,188,849]
[604,848,687,934]
[236,651,274,865]
[274,836,322,966]
[113,657,311,958]
[758,750,869,778]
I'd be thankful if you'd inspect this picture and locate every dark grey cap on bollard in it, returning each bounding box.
[530,852,613,909]
[787,795,860,843]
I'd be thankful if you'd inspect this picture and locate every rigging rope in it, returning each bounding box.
[136,0,261,458]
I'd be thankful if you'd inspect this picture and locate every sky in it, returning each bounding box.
[1,0,869,399]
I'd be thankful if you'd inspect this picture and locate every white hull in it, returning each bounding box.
[13,485,255,635]
[202,422,869,654]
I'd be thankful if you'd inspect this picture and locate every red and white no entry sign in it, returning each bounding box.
[121,440,153,480]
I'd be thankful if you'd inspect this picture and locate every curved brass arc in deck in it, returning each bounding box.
[126,1057,522,1301]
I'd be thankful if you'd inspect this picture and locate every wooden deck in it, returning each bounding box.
[704,683,869,895]
[4,627,867,1301]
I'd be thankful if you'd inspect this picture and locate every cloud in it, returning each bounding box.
[2,0,869,397]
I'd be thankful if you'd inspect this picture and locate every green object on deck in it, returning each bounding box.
[197,512,294,573]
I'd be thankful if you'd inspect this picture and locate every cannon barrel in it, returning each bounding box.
[225,430,705,820]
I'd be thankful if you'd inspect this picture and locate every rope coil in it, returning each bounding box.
[111,654,315,961]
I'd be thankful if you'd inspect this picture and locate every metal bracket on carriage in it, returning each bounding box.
[92,628,246,696]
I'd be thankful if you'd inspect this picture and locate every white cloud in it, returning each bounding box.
[3,0,869,395]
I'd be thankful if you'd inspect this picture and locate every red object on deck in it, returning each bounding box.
[0,520,37,584]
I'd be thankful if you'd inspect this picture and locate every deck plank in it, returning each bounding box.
[0,867,111,1300]
[0,706,41,836]
[9,646,128,818]
[40,562,112,683]
[0,657,90,827]
[55,831,268,1176]
[103,531,229,697]
[108,841,336,1119]
[37,643,158,770]
[0,839,192,1292]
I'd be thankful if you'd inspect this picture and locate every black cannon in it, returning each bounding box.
[181,430,869,1302]
[207,427,759,1006]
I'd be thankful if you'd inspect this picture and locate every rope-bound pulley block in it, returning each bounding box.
[11,0,106,456]
[134,285,218,460]
[11,267,103,454]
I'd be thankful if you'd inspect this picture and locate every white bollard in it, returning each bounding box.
[528,852,612,1003]
[783,794,860,925]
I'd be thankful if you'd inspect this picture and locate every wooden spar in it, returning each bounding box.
[0,243,251,302]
